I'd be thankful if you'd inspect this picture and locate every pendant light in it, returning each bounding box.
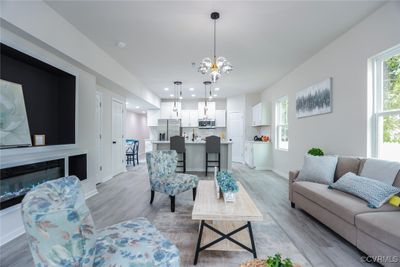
[203,81,211,117]
[173,81,182,115]
[198,12,233,83]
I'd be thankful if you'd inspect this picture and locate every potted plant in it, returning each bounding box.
[307,147,324,156]
[216,171,239,202]
[240,253,301,267]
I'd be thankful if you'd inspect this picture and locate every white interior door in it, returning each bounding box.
[95,92,103,183]
[112,99,124,175]
[228,112,244,163]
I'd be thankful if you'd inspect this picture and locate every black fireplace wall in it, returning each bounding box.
[0,43,76,146]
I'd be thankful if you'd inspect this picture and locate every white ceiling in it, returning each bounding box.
[47,1,384,100]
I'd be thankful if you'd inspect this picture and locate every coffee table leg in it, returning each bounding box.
[247,221,257,258]
[194,220,205,265]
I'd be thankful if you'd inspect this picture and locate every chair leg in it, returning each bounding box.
[193,187,197,201]
[170,195,175,212]
[183,153,186,173]
[218,153,221,171]
[150,190,155,204]
[205,153,208,176]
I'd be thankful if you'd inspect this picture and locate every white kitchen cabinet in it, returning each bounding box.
[215,110,226,127]
[252,102,270,126]
[244,142,254,168]
[189,110,198,127]
[181,110,190,127]
[244,141,272,170]
[145,140,153,153]
[160,102,181,119]
[147,109,160,127]
[198,101,216,119]
[181,110,198,127]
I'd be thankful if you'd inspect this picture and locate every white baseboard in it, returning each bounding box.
[273,169,288,179]
[102,175,114,183]
[0,225,25,246]
[85,189,98,199]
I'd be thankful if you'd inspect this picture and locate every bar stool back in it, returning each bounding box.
[205,135,220,176]
[133,140,139,165]
[170,136,186,173]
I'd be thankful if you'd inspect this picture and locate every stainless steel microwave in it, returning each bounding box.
[198,119,216,129]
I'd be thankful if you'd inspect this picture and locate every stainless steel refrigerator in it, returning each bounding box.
[158,119,181,141]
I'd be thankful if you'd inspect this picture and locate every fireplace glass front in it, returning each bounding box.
[0,159,65,210]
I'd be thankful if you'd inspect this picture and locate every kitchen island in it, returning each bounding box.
[150,140,233,172]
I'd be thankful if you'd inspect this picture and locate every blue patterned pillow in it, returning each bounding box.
[329,172,400,208]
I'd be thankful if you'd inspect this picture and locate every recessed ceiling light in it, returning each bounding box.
[191,94,196,97]
[126,101,129,105]
[189,88,194,91]
[142,111,146,113]
[164,87,169,91]
[117,41,127,48]
[214,87,220,91]
[179,96,183,100]
[135,106,140,109]
[170,94,174,97]
[213,94,218,97]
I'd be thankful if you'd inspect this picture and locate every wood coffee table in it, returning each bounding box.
[192,180,263,265]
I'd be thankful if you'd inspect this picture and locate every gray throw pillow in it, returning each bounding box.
[297,155,338,184]
[360,158,400,185]
[329,172,400,208]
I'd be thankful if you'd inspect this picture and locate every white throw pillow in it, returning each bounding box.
[360,159,400,185]
[297,155,338,184]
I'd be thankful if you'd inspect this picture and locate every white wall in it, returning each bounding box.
[0,26,98,245]
[125,111,149,156]
[261,2,400,176]
[96,86,126,182]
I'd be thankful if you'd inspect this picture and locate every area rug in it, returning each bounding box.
[150,190,311,267]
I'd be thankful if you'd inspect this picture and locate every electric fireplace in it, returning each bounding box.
[0,159,65,210]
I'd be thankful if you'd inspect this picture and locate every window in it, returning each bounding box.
[371,46,400,161]
[276,96,289,150]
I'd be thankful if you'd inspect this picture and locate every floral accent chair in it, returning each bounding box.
[21,176,180,267]
[146,150,199,212]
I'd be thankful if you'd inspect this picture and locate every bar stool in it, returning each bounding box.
[170,136,186,173]
[205,135,220,176]
[133,140,139,165]
[126,140,135,166]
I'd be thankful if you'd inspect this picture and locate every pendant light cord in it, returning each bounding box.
[214,19,216,60]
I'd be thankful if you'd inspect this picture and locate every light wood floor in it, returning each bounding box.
[0,163,376,267]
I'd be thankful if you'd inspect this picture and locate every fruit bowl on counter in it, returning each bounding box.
[253,135,270,142]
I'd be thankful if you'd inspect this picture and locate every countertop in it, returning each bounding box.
[245,141,272,144]
[150,140,233,144]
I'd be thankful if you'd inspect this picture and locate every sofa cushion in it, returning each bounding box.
[150,173,199,196]
[360,158,400,185]
[297,155,338,184]
[393,170,400,188]
[329,172,400,208]
[334,157,361,182]
[293,181,400,225]
[355,212,400,250]
[94,218,180,267]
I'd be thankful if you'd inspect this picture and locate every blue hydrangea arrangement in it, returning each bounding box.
[217,171,239,193]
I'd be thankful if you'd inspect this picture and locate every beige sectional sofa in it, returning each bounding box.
[289,156,400,267]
